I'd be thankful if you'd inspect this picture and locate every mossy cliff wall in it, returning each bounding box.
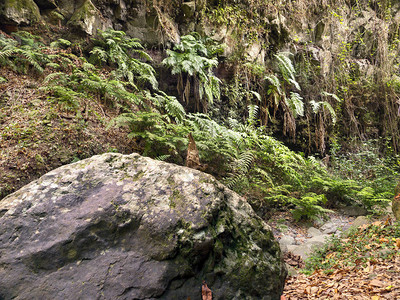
[1,0,399,153]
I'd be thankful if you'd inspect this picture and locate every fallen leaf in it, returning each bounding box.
[305,286,311,294]
[326,252,336,259]
[369,279,385,287]
[371,296,380,300]
[202,281,212,300]
[363,265,371,273]
[379,238,389,243]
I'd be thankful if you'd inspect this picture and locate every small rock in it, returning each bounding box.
[340,205,368,217]
[307,234,330,248]
[321,222,338,234]
[349,216,370,229]
[313,217,324,226]
[279,235,296,247]
[307,227,322,237]
[289,244,312,260]
[280,244,288,253]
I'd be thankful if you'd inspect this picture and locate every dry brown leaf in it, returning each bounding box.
[201,281,212,300]
[363,265,371,273]
[305,286,311,294]
[369,279,386,287]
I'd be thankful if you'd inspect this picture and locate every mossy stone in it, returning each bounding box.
[2,0,41,25]
[67,0,100,35]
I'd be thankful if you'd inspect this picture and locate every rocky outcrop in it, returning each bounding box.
[0,0,41,25]
[67,0,110,35]
[0,152,286,299]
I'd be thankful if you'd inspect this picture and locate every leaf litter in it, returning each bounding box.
[283,218,400,299]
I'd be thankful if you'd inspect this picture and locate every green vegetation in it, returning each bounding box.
[162,33,222,112]
[0,28,398,222]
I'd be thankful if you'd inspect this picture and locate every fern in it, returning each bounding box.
[248,104,259,127]
[286,92,304,117]
[50,38,72,49]
[321,91,342,102]
[274,52,300,90]
[89,29,157,90]
[155,154,171,161]
[310,100,338,124]
[162,33,222,112]
[290,193,333,222]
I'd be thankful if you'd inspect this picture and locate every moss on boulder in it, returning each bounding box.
[67,0,107,35]
[0,0,41,25]
[0,153,286,299]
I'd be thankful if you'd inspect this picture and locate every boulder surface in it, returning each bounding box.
[0,153,286,299]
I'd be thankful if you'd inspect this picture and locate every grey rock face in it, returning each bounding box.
[0,153,286,300]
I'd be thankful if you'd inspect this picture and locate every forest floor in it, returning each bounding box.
[275,213,400,299]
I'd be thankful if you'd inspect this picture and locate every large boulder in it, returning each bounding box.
[0,153,286,299]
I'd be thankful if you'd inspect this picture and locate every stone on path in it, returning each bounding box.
[286,234,330,260]
[307,227,322,237]
[279,235,296,252]
[349,216,370,230]
[340,205,368,217]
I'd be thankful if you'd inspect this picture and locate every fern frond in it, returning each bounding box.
[322,101,337,124]
[321,91,342,102]
[250,90,261,102]
[248,105,259,125]
[155,154,171,161]
[287,92,304,117]
[264,74,282,95]
[275,52,295,81]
